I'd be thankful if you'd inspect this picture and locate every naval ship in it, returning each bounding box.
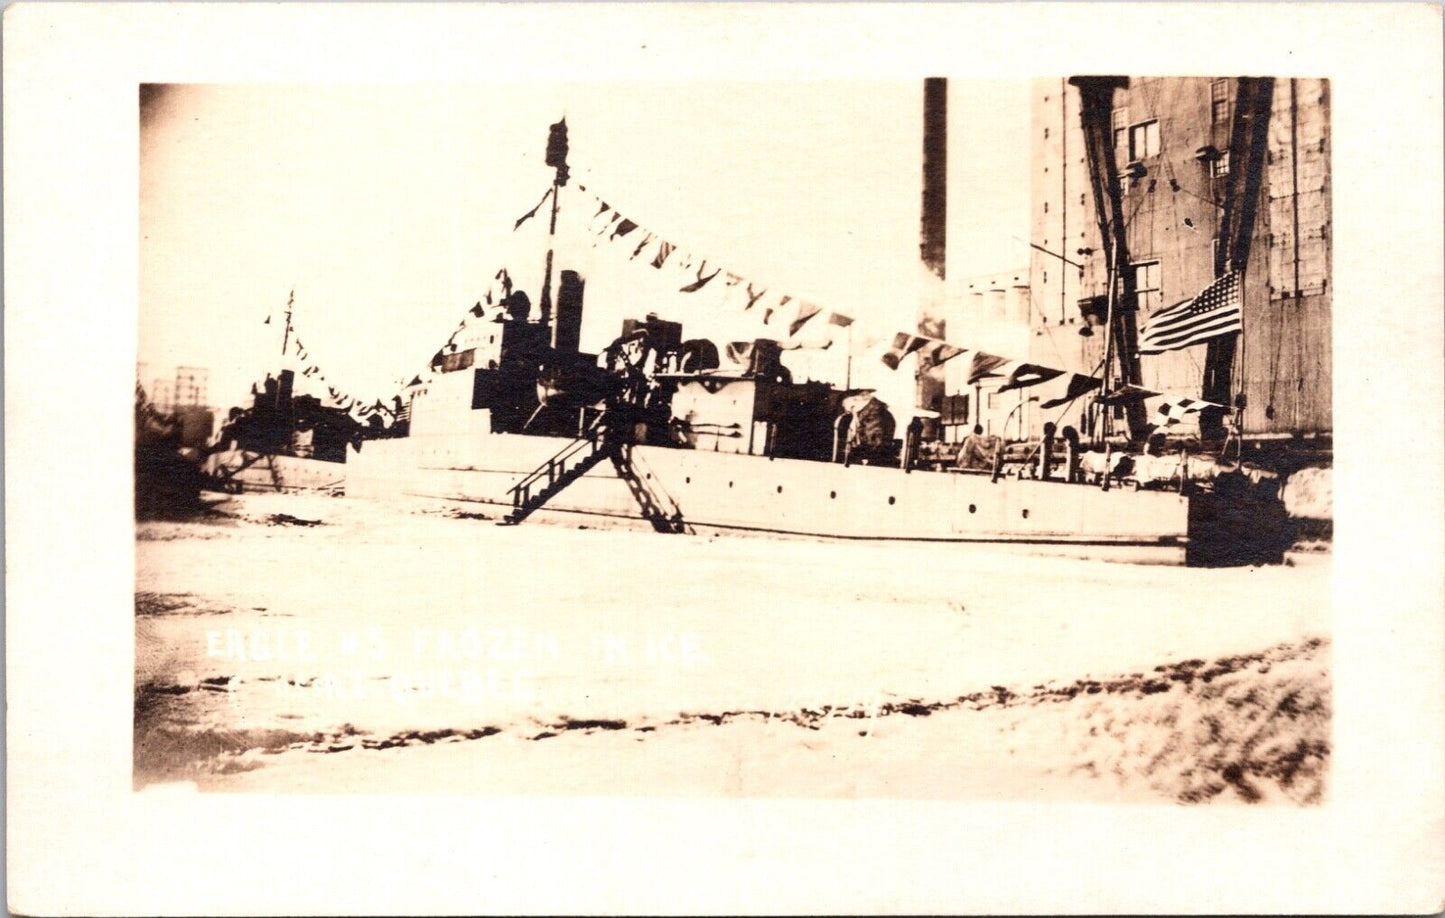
[347,320,1211,563]
[339,89,1300,567]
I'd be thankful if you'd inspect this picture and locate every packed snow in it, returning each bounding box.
[136,491,1331,802]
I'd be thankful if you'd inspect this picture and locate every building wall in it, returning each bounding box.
[174,366,209,408]
[1257,78,1332,434]
[1027,78,1105,438]
[141,365,212,413]
[1028,77,1332,438]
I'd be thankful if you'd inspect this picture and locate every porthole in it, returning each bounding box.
[728,481,734,489]
[888,496,896,505]
[685,476,691,484]
[1022,509,1030,519]
[968,504,977,514]
[776,485,783,494]
[830,491,837,499]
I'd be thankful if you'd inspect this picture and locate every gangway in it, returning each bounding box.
[502,412,688,532]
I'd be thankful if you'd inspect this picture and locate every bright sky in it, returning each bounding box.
[139,82,1030,413]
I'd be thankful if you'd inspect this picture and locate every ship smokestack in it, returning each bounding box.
[916,78,948,417]
[920,76,948,292]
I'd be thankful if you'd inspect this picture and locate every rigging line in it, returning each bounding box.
[1152,82,1193,250]
[1015,236,1084,270]
[1117,84,1159,242]
[1024,285,1069,370]
[1140,79,1223,247]
[1152,80,1196,258]
[1172,182,1226,213]
[1120,176,1151,237]
[1126,80,1216,396]
[1144,78,1207,383]
[1036,358,1113,455]
[1130,78,1163,251]
[579,177,802,322]
[1032,354,1111,459]
[1266,271,1288,415]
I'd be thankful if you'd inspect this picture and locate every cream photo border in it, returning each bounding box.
[5,3,1443,914]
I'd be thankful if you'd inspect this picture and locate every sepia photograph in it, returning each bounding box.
[136,77,1333,800]
[7,3,1443,914]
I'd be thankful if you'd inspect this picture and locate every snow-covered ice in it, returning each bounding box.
[135,492,1331,802]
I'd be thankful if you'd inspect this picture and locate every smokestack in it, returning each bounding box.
[920,77,948,286]
[916,78,948,416]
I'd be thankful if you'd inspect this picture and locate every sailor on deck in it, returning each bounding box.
[955,425,999,471]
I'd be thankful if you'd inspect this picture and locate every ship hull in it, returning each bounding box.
[347,431,1192,564]
[203,450,347,493]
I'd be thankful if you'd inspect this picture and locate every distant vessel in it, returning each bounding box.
[202,294,403,494]
[202,367,352,493]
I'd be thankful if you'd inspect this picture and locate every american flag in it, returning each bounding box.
[1138,272,1242,355]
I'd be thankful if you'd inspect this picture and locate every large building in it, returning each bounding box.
[1027,76,1331,440]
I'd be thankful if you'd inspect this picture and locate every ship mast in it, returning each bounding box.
[275,288,295,413]
[540,118,569,339]
[1070,76,1148,445]
[279,288,294,358]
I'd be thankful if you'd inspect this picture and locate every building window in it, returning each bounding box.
[1211,150,1230,178]
[1044,126,1050,139]
[1132,260,1163,311]
[1112,106,1129,162]
[1211,79,1230,124]
[1043,201,1049,214]
[1128,119,1161,160]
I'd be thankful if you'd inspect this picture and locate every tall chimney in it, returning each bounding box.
[916,77,948,417]
[920,77,948,291]
[924,79,947,283]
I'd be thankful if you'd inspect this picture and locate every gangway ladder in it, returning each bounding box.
[501,411,689,533]
[502,417,613,525]
[611,443,689,534]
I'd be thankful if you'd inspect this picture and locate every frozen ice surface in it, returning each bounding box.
[135,492,1330,800]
